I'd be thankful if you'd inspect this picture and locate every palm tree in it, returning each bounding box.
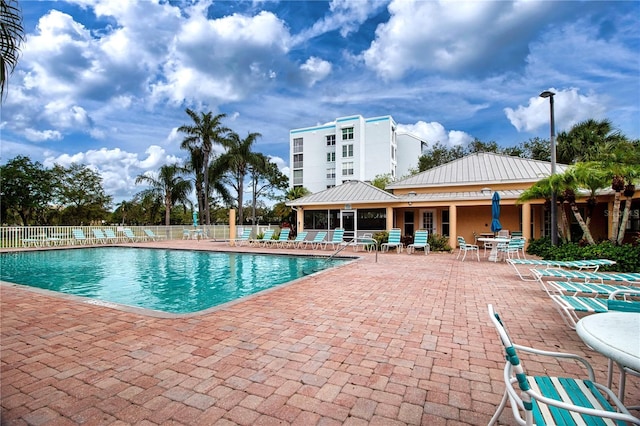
[214,131,262,225]
[556,119,624,164]
[1,0,25,100]
[178,109,229,225]
[518,175,568,242]
[135,164,192,225]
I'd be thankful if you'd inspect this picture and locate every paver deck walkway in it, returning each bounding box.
[2,241,638,425]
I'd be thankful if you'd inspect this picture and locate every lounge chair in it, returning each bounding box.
[267,228,290,248]
[507,258,616,281]
[92,229,109,244]
[455,236,479,261]
[532,268,640,284]
[487,304,639,425]
[322,228,345,250]
[300,231,327,250]
[249,229,275,247]
[144,229,166,241]
[72,229,90,245]
[123,228,144,242]
[353,233,376,252]
[406,230,429,255]
[285,231,308,249]
[104,229,121,243]
[233,228,252,246]
[547,289,640,329]
[381,228,403,253]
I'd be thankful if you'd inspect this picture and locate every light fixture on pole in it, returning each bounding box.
[540,90,557,246]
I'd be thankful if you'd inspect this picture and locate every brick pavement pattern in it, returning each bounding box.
[2,241,638,425]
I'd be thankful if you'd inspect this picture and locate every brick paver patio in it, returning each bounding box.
[1,240,638,425]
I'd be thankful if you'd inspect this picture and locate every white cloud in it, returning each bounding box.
[300,57,332,87]
[23,129,63,142]
[504,88,606,133]
[362,0,550,79]
[397,121,473,147]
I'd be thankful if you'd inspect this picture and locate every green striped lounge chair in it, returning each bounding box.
[322,228,345,250]
[487,304,640,426]
[249,229,274,247]
[234,228,252,246]
[268,228,290,248]
[286,231,308,249]
[381,228,404,253]
[300,231,327,250]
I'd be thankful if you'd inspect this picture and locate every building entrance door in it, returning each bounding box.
[341,210,355,241]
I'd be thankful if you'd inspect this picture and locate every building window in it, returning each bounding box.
[441,210,449,237]
[293,169,303,185]
[342,144,353,158]
[342,161,354,176]
[293,137,303,153]
[326,168,335,179]
[357,208,386,230]
[326,135,336,146]
[293,153,303,169]
[326,184,335,189]
[341,127,354,140]
[326,152,335,162]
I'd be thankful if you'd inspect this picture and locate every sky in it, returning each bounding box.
[1,0,639,205]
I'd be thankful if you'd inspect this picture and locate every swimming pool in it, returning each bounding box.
[0,247,349,314]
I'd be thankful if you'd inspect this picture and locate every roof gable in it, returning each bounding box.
[387,152,568,189]
[287,180,398,206]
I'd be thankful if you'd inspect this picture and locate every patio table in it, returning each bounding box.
[477,237,510,262]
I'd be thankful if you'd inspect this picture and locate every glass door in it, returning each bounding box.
[341,210,355,241]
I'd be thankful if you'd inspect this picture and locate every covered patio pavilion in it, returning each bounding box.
[2,240,638,425]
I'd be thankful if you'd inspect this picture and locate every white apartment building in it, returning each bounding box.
[289,114,426,193]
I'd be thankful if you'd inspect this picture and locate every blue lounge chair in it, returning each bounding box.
[72,229,89,245]
[92,229,109,244]
[123,228,143,242]
[301,231,327,250]
[322,228,345,250]
[407,230,429,255]
[268,228,290,248]
[234,228,252,246]
[249,229,275,247]
[286,231,308,249]
[487,304,639,426]
[381,228,403,253]
[144,229,166,241]
[104,229,121,243]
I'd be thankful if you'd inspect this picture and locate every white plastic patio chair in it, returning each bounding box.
[487,304,640,426]
[456,236,479,261]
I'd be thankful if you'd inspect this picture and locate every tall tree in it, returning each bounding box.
[1,0,25,100]
[0,156,53,225]
[556,119,625,164]
[214,131,262,225]
[51,163,112,225]
[178,109,229,225]
[135,163,192,226]
[248,154,289,225]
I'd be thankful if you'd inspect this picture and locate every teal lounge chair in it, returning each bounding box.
[286,231,308,249]
[381,228,403,253]
[456,236,479,261]
[322,228,345,250]
[407,230,429,255]
[268,228,290,248]
[144,229,166,241]
[234,228,252,246]
[301,231,327,250]
[249,229,275,247]
[92,229,109,244]
[104,229,121,243]
[72,229,89,245]
[487,304,639,425]
[123,228,143,242]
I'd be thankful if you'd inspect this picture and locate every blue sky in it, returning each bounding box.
[2,0,639,204]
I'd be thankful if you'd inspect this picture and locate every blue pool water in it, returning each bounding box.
[0,247,348,314]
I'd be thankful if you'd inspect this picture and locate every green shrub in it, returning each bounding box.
[526,238,640,272]
[428,233,451,252]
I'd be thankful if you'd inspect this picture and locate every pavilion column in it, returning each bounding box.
[297,208,304,232]
[522,202,531,245]
[449,204,457,250]
[229,209,236,245]
[386,206,394,230]
[607,201,614,240]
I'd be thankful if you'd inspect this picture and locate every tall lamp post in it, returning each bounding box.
[540,90,558,246]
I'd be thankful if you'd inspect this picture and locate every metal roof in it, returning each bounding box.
[287,180,398,206]
[397,189,525,202]
[387,152,569,189]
